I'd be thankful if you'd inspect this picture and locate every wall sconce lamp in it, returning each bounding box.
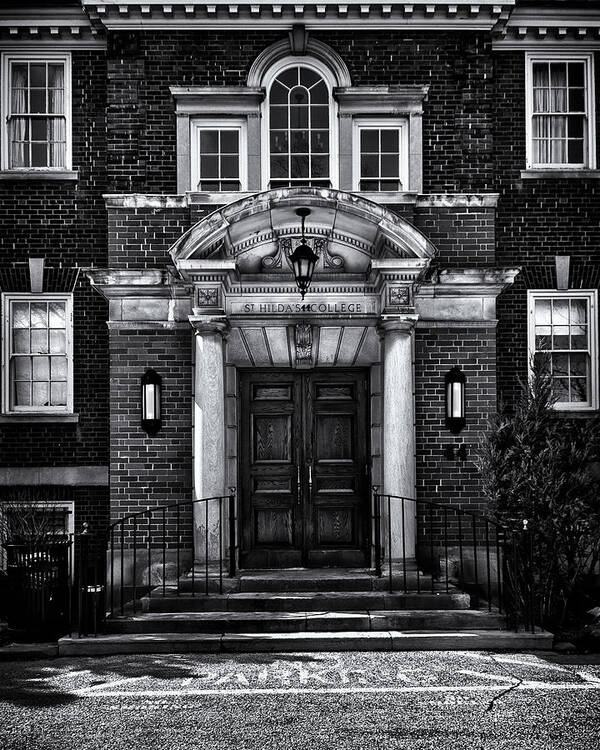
[289,207,319,300]
[445,366,466,435]
[141,369,162,436]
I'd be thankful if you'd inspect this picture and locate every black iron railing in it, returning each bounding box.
[372,489,539,632]
[107,491,237,619]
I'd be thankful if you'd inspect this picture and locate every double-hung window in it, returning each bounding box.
[526,52,596,169]
[1,52,71,171]
[528,290,598,410]
[190,119,246,191]
[2,294,73,414]
[353,119,409,191]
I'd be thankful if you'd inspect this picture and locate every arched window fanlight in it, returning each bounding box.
[269,66,331,189]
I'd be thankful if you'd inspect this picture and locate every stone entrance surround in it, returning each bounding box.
[88,187,518,573]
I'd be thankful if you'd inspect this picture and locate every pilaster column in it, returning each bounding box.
[378,314,418,560]
[189,314,229,561]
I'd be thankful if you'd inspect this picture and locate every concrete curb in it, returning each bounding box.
[0,643,59,660]
[58,630,554,657]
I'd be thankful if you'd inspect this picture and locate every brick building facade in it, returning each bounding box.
[0,1,598,590]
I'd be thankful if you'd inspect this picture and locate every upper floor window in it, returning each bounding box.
[353,119,409,191]
[526,53,596,169]
[528,290,598,410]
[267,64,333,189]
[190,119,247,191]
[1,294,73,414]
[1,53,71,171]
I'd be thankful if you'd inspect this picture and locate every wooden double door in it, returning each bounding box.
[239,369,370,568]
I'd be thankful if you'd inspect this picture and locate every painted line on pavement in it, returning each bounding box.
[74,682,600,698]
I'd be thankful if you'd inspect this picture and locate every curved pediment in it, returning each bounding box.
[169,188,437,276]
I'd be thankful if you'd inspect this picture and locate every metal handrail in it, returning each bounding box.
[107,490,237,619]
[372,490,537,632]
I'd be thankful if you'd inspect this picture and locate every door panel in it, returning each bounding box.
[239,369,369,568]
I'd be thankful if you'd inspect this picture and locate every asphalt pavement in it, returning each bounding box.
[1,650,600,749]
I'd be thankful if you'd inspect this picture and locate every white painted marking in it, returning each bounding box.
[458,670,519,683]
[493,656,571,672]
[576,671,600,684]
[74,682,600,698]
[78,677,146,693]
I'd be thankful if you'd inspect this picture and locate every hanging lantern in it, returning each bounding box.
[445,366,466,435]
[289,207,318,300]
[141,369,162,436]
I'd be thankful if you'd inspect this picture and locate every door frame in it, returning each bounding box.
[238,367,372,568]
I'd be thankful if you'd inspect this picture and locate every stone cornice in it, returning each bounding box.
[494,5,600,48]
[170,86,265,116]
[335,85,430,114]
[0,5,104,45]
[416,193,500,208]
[82,1,514,31]
[418,267,521,297]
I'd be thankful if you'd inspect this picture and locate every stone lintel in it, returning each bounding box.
[415,194,500,208]
[0,465,108,486]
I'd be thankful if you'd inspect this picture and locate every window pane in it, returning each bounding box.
[361,154,378,177]
[550,62,567,87]
[311,155,329,178]
[381,130,399,152]
[360,180,379,191]
[29,64,46,88]
[553,353,569,376]
[310,106,328,128]
[290,86,308,105]
[30,89,46,114]
[535,326,552,350]
[552,300,569,324]
[49,329,66,354]
[49,302,66,328]
[31,141,48,167]
[31,330,49,353]
[270,107,287,129]
[13,330,30,354]
[270,80,287,104]
[48,87,64,115]
[33,356,50,381]
[12,302,30,328]
[290,106,308,129]
[15,382,31,406]
[310,81,328,104]
[200,155,218,178]
[381,154,399,178]
[290,154,309,178]
[570,353,588,377]
[200,130,218,153]
[32,382,49,407]
[220,131,238,154]
[361,130,379,152]
[220,155,238,179]
[31,119,46,141]
[13,357,32,381]
[30,303,47,328]
[311,131,328,153]
[270,155,288,178]
[381,180,401,191]
[552,377,570,402]
[290,131,308,152]
[300,67,320,88]
[570,378,588,402]
[270,131,288,154]
[568,115,584,139]
[532,62,549,87]
[553,327,569,349]
[277,68,298,88]
[535,299,551,325]
[50,382,67,406]
[569,62,585,87]
[50,356,67,381]
[571,326,587,350]
[569,89,585,112]
[568,140,584,164]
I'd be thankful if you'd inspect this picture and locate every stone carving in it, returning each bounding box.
[196,287,219,307]
[316,237,345,271]
[295,323,312,367]
[388,286,411,307]
[261,238,288,270]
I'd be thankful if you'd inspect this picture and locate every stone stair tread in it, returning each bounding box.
[58,629,554,656]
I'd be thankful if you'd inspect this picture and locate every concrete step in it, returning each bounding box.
[58,629,554,657]
[142,590,471,613]
[177,567,434,594]
[104,609,505,635]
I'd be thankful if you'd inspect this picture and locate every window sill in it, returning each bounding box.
[520,169,600,180]
[0,170,79,181]
[0,413,79,424]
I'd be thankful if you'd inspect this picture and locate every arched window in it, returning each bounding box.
[267,65,332,189]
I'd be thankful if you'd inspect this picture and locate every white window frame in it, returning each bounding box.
[1,292,74,415]
[352,117,409,192]
[525,51,596,170]
[1,51,72,172]
[190,118,248,192]
[527,289,598,411]
[0,499,75,574]
[261,55,339,191]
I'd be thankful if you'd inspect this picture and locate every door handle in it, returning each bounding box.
[297,465,301,504]
[308,464,313,494]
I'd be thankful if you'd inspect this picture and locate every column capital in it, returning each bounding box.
[377,314,419,337]
[189,314,230,338]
